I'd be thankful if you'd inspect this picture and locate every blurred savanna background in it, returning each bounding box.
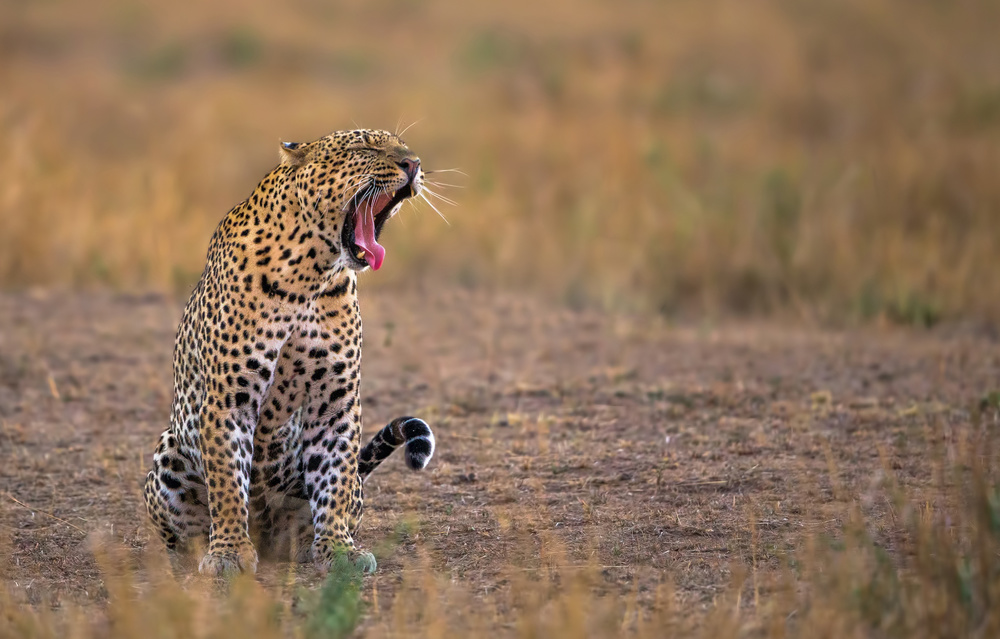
[3,0,999,322]
[4,1,1000,638]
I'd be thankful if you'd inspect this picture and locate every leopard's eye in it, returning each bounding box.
[343,145,377,155]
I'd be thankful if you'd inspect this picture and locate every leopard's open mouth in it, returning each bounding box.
[341,182,415,271]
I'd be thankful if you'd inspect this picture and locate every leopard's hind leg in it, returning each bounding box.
[257,496,314,563]
[143,430,210,550]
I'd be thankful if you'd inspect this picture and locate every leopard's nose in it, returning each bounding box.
[397,157,420,180]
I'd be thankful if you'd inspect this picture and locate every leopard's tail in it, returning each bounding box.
[358,416,435,480]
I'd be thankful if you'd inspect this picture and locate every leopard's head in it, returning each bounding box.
[279,129,422,272]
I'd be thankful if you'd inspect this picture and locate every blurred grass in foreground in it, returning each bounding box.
[4,407,999,638]
[1,0,999,325]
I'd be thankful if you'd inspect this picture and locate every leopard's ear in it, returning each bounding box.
[279,141,307,167]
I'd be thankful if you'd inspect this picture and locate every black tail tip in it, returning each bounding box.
[401,417,435,471]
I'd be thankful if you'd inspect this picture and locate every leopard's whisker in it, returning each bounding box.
[353,161,378,188]
[417,190,450,225]
[424,180,464,189]
[347,181,369,206]
[346,172,372,193]
[349,183,377,213]
[422,187,457,207]
[423,168,467,177]
[346,163,378,205]
[348,157,379,191]
[397,119,421,139]
[359,185,380,210]
[346,180,372,201]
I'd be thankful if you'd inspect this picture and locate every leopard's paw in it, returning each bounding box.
[198,541,258,577]
[312,538,377,575]
[352,550,377,574]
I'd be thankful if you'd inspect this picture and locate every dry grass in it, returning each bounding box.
[1,0,999,322]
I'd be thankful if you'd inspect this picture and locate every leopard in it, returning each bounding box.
[143,129,435,577]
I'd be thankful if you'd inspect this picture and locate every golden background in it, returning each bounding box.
[2,0,998,323]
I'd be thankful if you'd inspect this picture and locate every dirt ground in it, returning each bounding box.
[2,287,999,620]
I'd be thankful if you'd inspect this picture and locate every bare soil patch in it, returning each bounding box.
[2,288,998,622]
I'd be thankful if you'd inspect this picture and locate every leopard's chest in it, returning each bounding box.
[246,310,364,497]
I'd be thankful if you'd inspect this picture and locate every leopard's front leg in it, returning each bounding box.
[301,367,374,574]
[196,402,261,577]
[195,320,285,577]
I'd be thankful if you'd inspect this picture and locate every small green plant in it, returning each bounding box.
[393,517,418,542]
[886,291,941,328]
[303,553,365,639]
[855,283,942,328]
[981,391,1000,413]
[761,168,802,274]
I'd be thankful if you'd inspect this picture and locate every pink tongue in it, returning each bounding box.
[354,194,390,270]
